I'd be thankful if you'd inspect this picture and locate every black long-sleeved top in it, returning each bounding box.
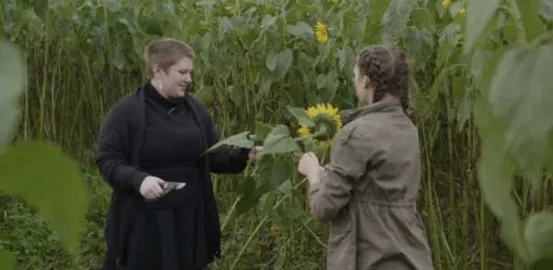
[95,82,250,270]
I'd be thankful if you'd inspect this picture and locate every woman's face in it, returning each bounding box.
[153,57,193,99]
[353,64,373,104]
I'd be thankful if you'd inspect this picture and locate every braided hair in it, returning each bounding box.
[356,45,414,122]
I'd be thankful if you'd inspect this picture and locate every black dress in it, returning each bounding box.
[125,83,212,270]
[95,81,250,270]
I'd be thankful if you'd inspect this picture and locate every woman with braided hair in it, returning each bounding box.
[298,45,433,270]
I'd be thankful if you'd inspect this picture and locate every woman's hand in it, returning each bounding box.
[139,176,166,200]
[248,146,263,160]
[298,152,322,183]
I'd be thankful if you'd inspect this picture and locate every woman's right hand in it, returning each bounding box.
[139,176,166,200]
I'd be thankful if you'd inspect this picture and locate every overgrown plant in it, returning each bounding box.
[0,40,87,270]
[2,0,553,269]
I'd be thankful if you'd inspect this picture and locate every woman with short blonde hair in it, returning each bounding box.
[96,38,257,270]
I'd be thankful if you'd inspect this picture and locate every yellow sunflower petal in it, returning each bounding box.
[297,125,310,137]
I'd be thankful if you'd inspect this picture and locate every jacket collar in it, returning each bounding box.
[340,97,401,125]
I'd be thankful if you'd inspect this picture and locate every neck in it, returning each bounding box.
[150,79,170,99]
[364,92,394,106]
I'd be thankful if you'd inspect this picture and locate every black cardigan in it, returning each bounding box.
[95,83,249,269]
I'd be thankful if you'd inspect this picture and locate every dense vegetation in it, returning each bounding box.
[1,0,553,269]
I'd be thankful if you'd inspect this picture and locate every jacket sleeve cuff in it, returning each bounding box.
[130,170,149,191]
[308,180,321,195]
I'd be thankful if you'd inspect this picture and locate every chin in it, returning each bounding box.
[173,90,186,98]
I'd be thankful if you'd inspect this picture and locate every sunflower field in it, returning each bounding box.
[1,0,553,269]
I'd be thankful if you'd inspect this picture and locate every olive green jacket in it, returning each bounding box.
[308,98,434,270]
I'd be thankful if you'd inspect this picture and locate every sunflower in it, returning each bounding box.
[315,22,329,44]
[297,103,342,147]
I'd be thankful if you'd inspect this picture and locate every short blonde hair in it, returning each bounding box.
[143,38,195,78]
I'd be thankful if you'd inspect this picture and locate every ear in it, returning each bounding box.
[362,75,371,90]
[152,64,165,78]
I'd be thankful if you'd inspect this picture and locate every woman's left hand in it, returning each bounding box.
[298,152,321,179]
[248,146,263,160]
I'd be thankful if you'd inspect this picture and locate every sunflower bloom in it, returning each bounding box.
[297,103,342,148]
[441,0,451,8]
[315,22,329,44]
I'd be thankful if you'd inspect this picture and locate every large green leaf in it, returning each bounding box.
[489,43,553,190]
[250,121,273,144]
[0,141,88,255]
[274,48,294,80]
[256,157,295,195]
[541,0,553,21]
[369,0,392,25]
[380,0,417,43]
[473,97,526,258]
[260,125,301,156]
[464,0,499,54]
[235,176,261,216]
[286,21,314,40]
[524,211,553,269]
[405,27,435,69]
[0,40,25,152]
[266,51,278,71]
[286,106,315,127]
[203,131,254,154]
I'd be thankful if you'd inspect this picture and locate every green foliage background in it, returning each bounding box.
[1,0,553,269]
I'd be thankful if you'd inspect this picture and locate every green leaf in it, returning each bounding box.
[436,23,462,68]
[0,40,25,152]
[203,131,253,154]
[138,15,164,36]
[260,125,300,156]
[464,0,499,54]
[410,7,437,33]
[235,178,261,216]
[275,48,294,79]
[256,157,294,195]
[260,192,277,215]
[262,135,300,155]
[369,0,393,25]
[405,27,435,69]
[0,141,88,254]
[516,0,543,42]
[473,97,527,259]
[253,121,273,143]
[266,52,278,71]
[103,0,122,12]
[257,75,273,99]
[286,106,315,127]
[381,0,417,43]
[489,44,553,191]
[260,15,277,30]
[337,46,356,73]
[286,21,314,40]
[541,0,553,21]
[524,211,553,268]
[470,47,507,91]
[0,250,15,270]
